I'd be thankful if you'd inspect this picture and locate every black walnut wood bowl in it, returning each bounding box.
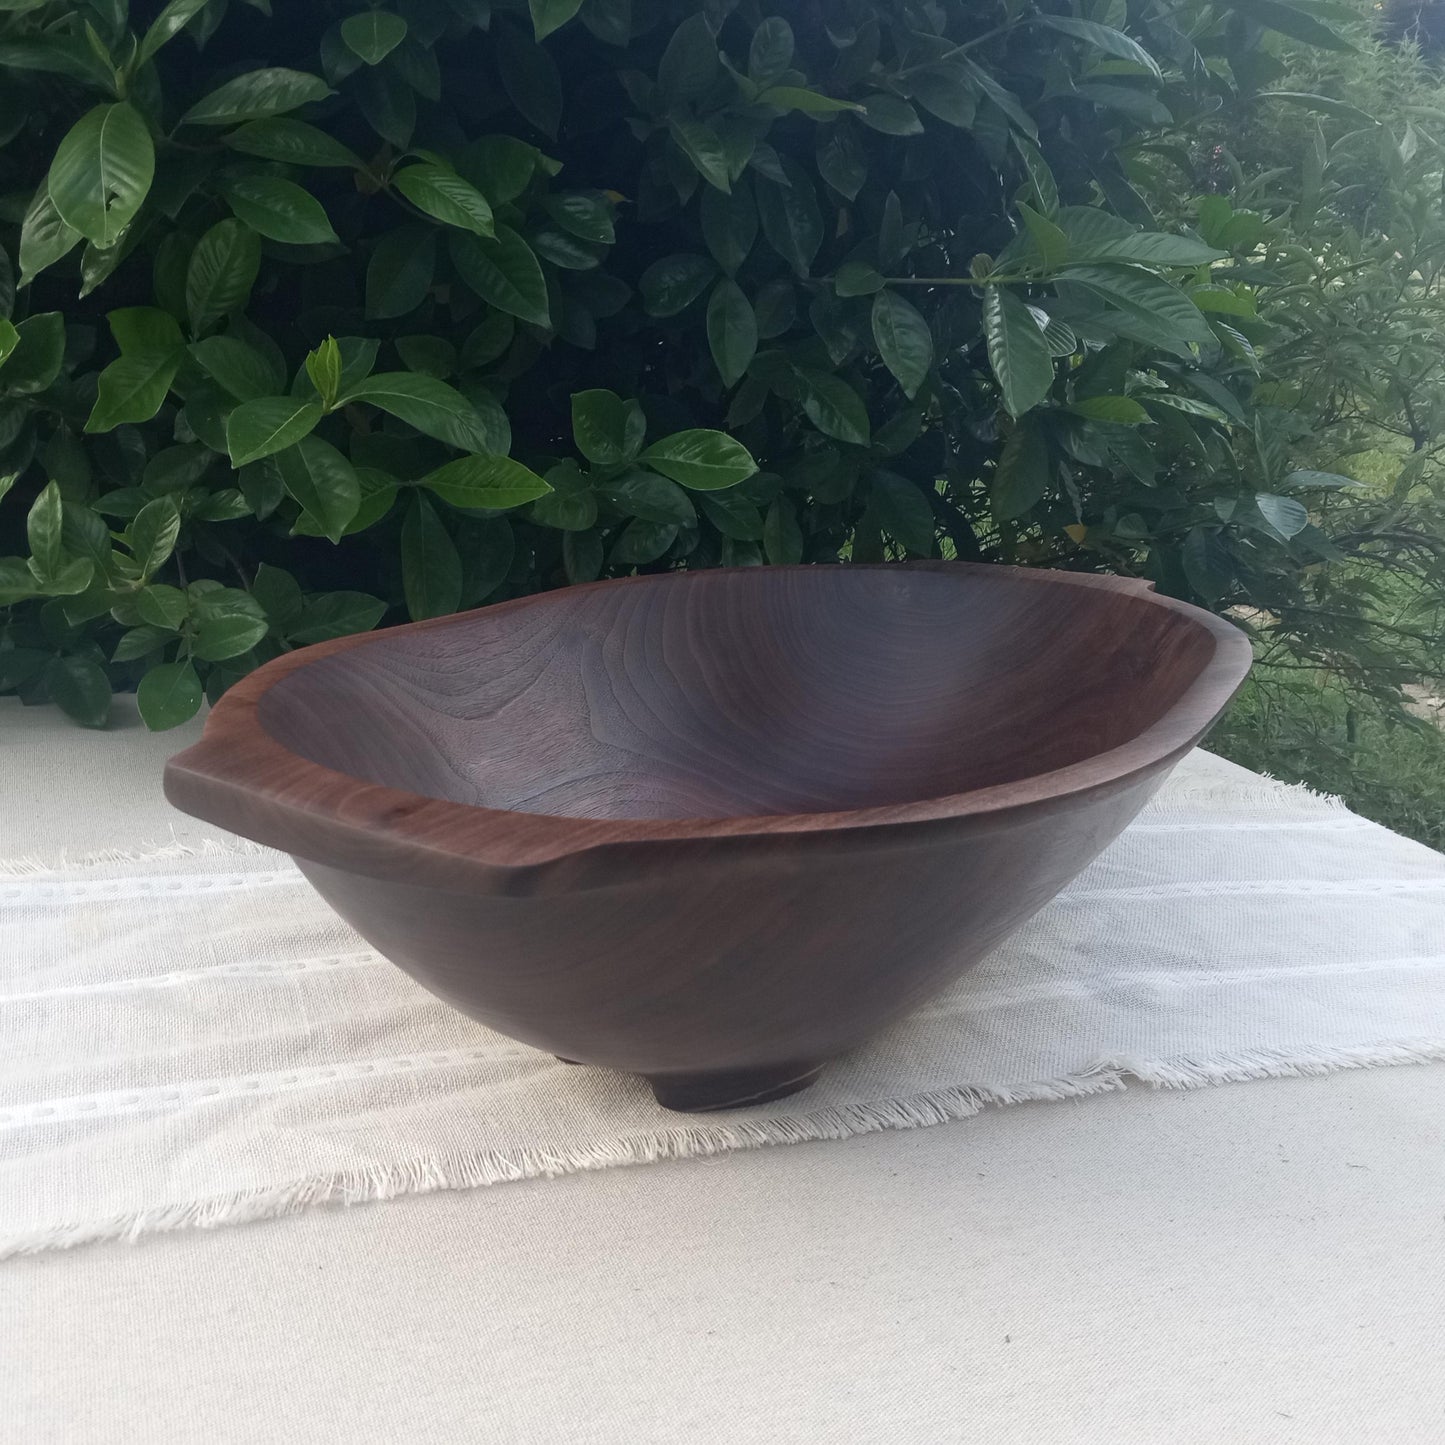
[165,563,1250,1112]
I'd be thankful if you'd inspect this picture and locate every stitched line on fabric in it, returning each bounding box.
[913,953,1445,1018]
[0,870,304,905]
[0,952,381,1005]
[1059,878,1445,902]
[0,1046,519,1128]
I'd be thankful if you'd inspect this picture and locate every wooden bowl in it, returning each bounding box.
[165,564,1250,1111]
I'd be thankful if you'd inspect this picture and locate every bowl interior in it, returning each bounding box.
[256,567,1220,821]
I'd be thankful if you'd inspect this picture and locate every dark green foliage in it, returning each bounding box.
[0,0,1427,732]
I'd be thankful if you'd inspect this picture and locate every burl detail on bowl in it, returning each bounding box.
[165,562,1251,1112]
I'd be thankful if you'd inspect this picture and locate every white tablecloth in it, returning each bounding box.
[4,698,1444,1444]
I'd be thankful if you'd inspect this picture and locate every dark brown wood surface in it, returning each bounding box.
[166,563,1251,1110]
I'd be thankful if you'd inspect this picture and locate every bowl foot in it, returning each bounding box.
[646,1062,824,1113]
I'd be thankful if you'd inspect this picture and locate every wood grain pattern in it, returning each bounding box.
[165,563,1251,1111]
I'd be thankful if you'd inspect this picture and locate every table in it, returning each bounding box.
[4,698,1443,1444]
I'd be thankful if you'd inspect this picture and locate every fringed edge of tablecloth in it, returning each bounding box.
[0,835,278,877]
[8,1037,1443,1260]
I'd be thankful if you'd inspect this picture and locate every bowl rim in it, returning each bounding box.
[164,562,1252,871]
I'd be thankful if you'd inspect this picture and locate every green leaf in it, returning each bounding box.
[288,591,388,644]
[224,118,364,169]
[135,584,189,629]
[835,261,885,297]
[984,287,1055,418]
[755,158,823,277]
[529,0,584,40]
[697,489,764,540]
[190,336,282,400]
[337,372,507,454]
[27,480,64,580]
[422,454,552,509]
[1032,16,1162,81]
[600,468,694,526]
[1280,469,1363,493]
[1255,491,1309,539]
[1216,0,1353,51]
[817,124,867,202]
[571,389,645,465]
[640,253,716,317]
[797,368,871,446]
[1019,202,1069,272]
[227,397,324,466]
[699,183,757,273]
[0,319,16,366]
[340,9,408,64]
[393,164,495,237]
[108,307,182,353]
[707,278,757,389]
[906,70,977,129]
[872,472,935,555]
[46,655,111,729]
[223,175,338,245]
[274,436,361,542]
[669,119,732,194]
[185,219,262,337]
[748,16,793,86]
[112,625,174,663]
[46,103,154,249]
[496,23,562,138]
[136,660,202,730]
[1182,526,1235,601]
[762,86,862,117]
[763,495,803,564]
[530,475,597,531]
[460,312,516,369]
[138,0,214,64]
[544,194,615,246]
[641,429,759,491]
[861,94,923,136]
[401,494,462,620]
[1071,394,1150,425]
[657,12,717,104]
[305,337,343,408]
[366,226,435,320]
[1257,91,1379,127]
[871,290,932,400]
[992,424,1049,520]
[0,312,65,394]
[610,519,676,565]
[85,346,182,432]
[126,496,182,579]
[182,69,333,126]
[448,227,550,328]
[18,185,81,286]
[191,588,268,661]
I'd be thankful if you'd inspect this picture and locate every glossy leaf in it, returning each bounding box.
[223,176,338,245]
[226,397,324,467]
[393,164,495,237]
[46,655,111,729]
[224,118,364,169]
[707,279,757,389]
[640,430,758,491]
[871,291,932,399]
[338,372,507,454]
[46,104,154,249]
[422,454,553,509]
[340,9,408,64]
[449,228,550,328]
[571,389,646,466]
[135,660,202,730]
[181,69,333,126]
[185,219,262,337]
[274,436,361,542]
[984,287,1054,418]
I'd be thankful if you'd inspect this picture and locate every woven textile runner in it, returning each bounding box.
[3,750,1443,1255]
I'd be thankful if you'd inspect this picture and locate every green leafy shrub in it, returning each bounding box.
[0,0,1396,728]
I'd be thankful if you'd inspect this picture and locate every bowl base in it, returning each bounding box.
[645,1062,824,1113]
